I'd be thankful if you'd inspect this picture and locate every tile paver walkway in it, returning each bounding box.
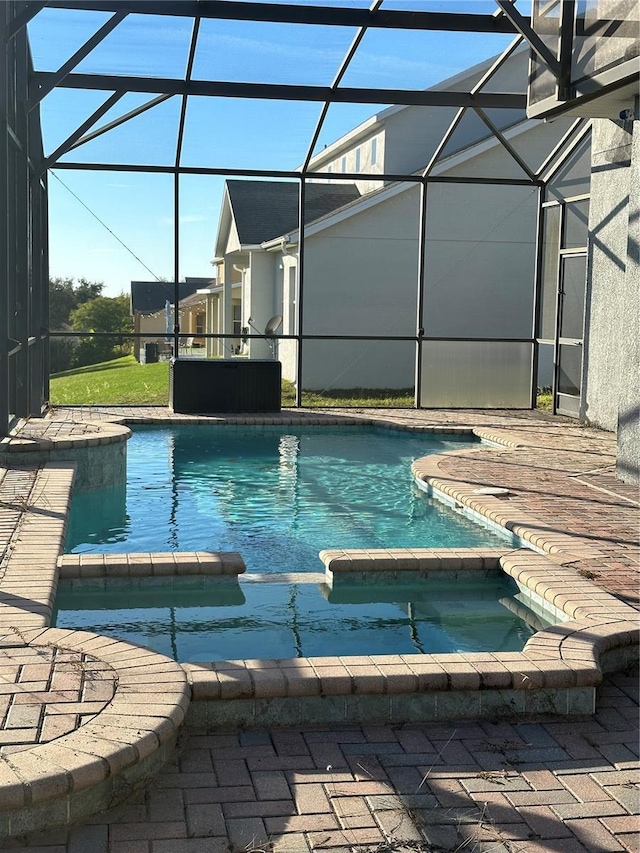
[0,667,635,852]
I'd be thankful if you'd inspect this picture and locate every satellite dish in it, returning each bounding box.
[264,314,283,336]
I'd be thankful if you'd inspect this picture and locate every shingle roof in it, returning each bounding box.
[130,280,207,315]
[226,180,361,246]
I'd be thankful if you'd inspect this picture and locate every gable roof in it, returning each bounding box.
[130,280,206,315]
[226,180,361,246]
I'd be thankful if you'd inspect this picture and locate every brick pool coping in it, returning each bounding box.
[0,410,638,836]
[181,548,638,727]
[0,627,188,839]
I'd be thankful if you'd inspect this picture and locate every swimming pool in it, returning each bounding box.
[54,573,541,661]
[66,425,508,570]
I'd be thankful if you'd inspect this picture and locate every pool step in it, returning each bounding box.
[58,551,246,578]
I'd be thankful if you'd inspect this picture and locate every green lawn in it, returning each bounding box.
[50,356,170,405]
[50,357,416,408]
[50,356,554,410]
[295,385,414,408]
[537,390,552,411]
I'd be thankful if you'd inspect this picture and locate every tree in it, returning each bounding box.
[49,277,103,330]
[70,294,134,367]
[49,277,105,373]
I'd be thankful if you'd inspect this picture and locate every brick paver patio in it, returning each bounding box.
[0,667,636,852]
[0,644,116,755]
[0,406,637,851]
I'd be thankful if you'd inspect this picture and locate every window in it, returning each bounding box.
[195,312,205,335]
[341,156,347,172]
[355,147,361,172]
[371,137,377,166]
[232,303,242,337]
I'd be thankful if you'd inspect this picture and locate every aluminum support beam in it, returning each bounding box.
[13,23,29,418]
[30,72,528,109]
[0,5,9,433]
[45,1,520,34]
[45,92,182,170]
[3,1,48,41]
[535,118,584,179]
[557,0,575,101]
[474,106,536,181]
[44,91,124,169]
[29,10,129,108]
[175,17,200,168]
[494,0,560,77]
[52,161,540,186]
[295,178,305,408]
[302,0,383,172]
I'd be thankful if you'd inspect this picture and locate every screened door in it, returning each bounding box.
[538,191,589,418]
[556,253,587,416]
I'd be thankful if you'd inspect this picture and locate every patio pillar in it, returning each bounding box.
[222,258,234,357]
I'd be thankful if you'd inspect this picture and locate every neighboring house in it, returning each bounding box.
[210,181,361,359]
[208,47,578,405]
[130,278,212,360]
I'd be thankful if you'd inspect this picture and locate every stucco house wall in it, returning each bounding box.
[299,187,420,389]
[582,115,640,483]
[422,181,538,339]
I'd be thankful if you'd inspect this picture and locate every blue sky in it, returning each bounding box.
[28,2,518,296]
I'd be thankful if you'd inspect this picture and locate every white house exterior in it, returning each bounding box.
[207,47,583,406]
[526,0,639,482]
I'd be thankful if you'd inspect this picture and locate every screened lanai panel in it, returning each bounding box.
[435,109,531,174]
[338,27,515,90]
[307,102,392,165]
[563,198,589,250]
[178,174,226,284]
[528,0,560,109]
[180,97,321,170]
[48,170,174,340]
[189,175,301,361]
[572,0,639,83]
[481,107,528,132]
[539,204,561,341]
[57,95,181,167]
[39,89,118,158]
[71,14,193,79]
[192,19,356,86]
[473,41,530,95]
[370,105,459,177]
[419,341,533,408]
[499,115,581,176]
[421,182,538,340]
[435,141,533,180]
[559,255,587,341]
[382,1,499,10]
[301,340,415,400]
[545,134,592,201]
[301,180,419,340]
[27,7,112,71]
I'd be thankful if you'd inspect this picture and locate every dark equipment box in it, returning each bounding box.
[170,358,281,413]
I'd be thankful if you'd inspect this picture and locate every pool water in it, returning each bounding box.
[53,575,539,661]
[66,425,507,571]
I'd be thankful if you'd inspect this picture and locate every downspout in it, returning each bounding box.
[233,263,247,355]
